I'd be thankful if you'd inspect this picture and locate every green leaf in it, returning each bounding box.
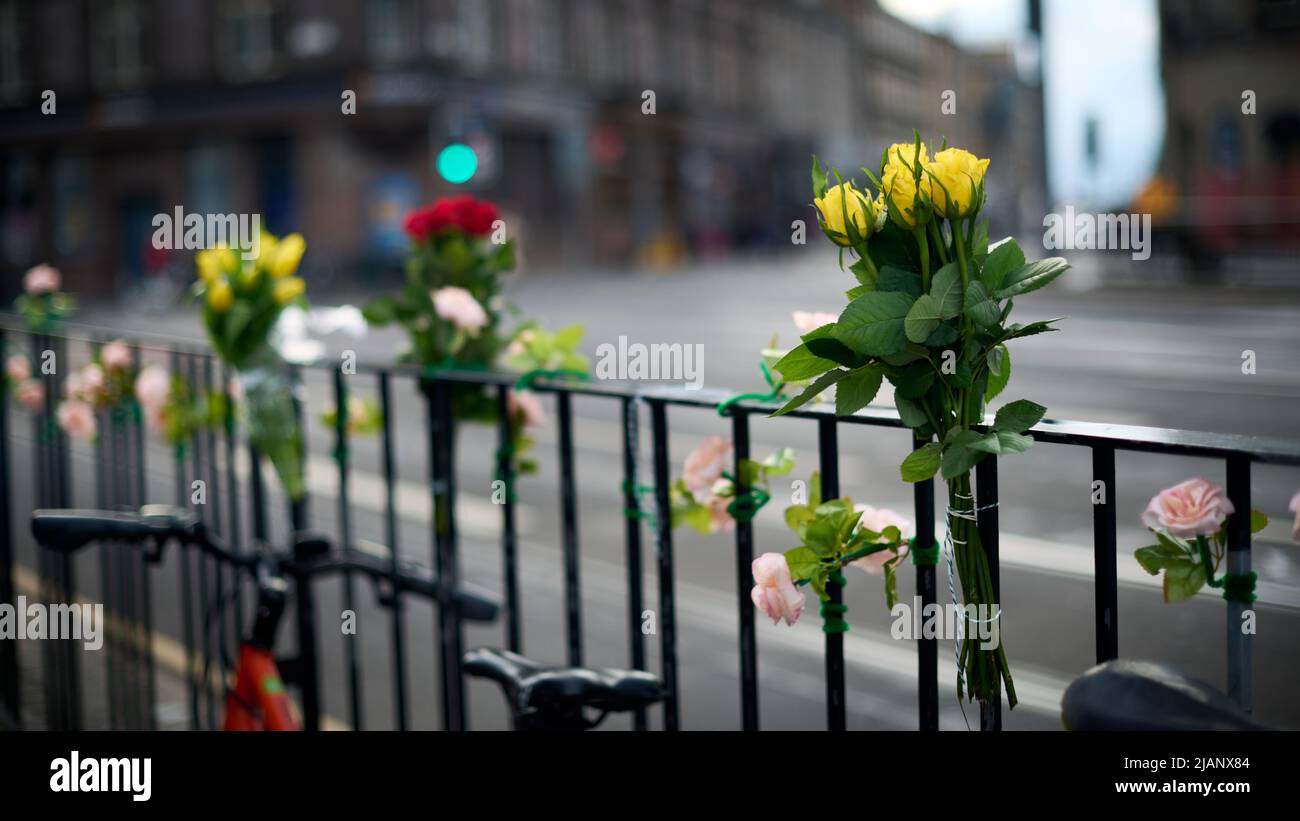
[835,366,884,416]
[995,257,1070,298]
[1002,318,1064,341]
[1134,541,1188,575]
[553,324,584,350]
[891,360,934,399]
[832,291,914,357]
[803,336,865,369]
[929,262,963,319]
[1163,558,1207,603]
[850,258,877,288]
[761,448,796,478]
[963,281,1001,329]
[1250,509,1269,534]
[984,345,1010,402]
[940,430,987,480]
[993,399,1047,433]
[804,517,841,557]
[811,155,829,200]
[978,237,1024,292]
[773,344,838,382]
[966,430,1033,455]
[684,502,713,534]
[785,547,821,582]
[877,266,922,298]
[904,294,942,343]
[770,369,846,417]
[893,395,929,428]
[362,296,400,326]
[901,442,941,483]
[784,505,816,533]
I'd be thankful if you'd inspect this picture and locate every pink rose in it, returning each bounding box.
[15,379,44,411]
[706,478,737,534]
[850,505,913,575]
[23,264,61,295]
[751,552,805,626]
[431,286,488,333]
[1141,477,1235,538]
[681,436,732,495]
[792,311,838,334]
[1289,491,1300,543]
[5,354,29,383]
[73,363,104,401]
[57,399,97,441]
[100,339,132,371]
[134,366,170,414]
[507,389,546,429]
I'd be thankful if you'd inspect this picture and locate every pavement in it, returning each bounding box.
[7,250,1300,730]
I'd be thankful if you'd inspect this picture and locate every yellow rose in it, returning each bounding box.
[196,245,236,283]
[814,181,876,245]
[924,148,989,218]
[882,141,930,228]
[273,276,306,305]
[270,233,306,279]
[254,232,278,266]
[207,278,234,313]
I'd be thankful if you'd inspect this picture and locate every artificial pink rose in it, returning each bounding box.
[5,354,29,383]
[134,366,170,414]
[706,478,737,534]
[1141,477,1235,538]
[100,339,132,371]
[75,363,104,400]
[23,264,61,295]
[507,389,546,429]
[431,286,488,333]
[751,552,805,626]
[681,436,732,495]
[15,379,44,411]
[1289,490,1300,543]
[792,311,838,334]
[57,399,96,441]
[850,505,913,575]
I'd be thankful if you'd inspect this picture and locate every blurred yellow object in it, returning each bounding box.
[273,277,306,305]
[271,233,306,279]
[208,279,234,313]
[196,245,235,283]
[256,232,279,265]
[240,261,262,290]
[1133,175,1178,222]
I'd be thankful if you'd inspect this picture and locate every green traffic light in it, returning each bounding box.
[437,143,478,184]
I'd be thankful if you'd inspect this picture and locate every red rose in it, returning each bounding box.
[404,197,501,240]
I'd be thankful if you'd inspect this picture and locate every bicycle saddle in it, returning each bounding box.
[1061,659,1265,731]
[463,647,664,718]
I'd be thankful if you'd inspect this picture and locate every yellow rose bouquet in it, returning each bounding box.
[774,133,1070,712]
[192,232,308,500]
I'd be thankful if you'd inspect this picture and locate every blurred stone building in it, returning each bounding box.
[0,0,1044,300]
[1153,0,1300,266]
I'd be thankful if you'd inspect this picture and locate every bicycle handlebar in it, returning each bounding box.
[30,506,500,622]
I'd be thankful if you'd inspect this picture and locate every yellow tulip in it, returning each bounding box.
[253,232,278,266]
[271,233,306,279]
[925,148,989,218]
[207,278,234,313]
[814,181,876,245]
[239,261,262,290]
[273,276,306,305]
[196,245,236,283]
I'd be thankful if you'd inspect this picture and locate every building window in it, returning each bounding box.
[94,0,146,90]
[219,0,276,79]
[368,0,410,62]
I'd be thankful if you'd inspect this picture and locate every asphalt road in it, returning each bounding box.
[10,250,1300,730]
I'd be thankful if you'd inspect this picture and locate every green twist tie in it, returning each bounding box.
[820,571,849,633]
[1221,572,1257,605]
[716,361,785,417]
[722,473,770,524]
[910,537,940,566]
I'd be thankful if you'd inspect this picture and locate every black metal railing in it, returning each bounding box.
[2,319,1299,732]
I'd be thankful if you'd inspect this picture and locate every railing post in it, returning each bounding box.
[1225,454,1252,711]
[976,455,1001,731]
[425,376,466,730]
[912,435,938,731]
[378,372,409,730]
[649,400,680,730]
[731,411,759,731]
[556,391,584,667]
[818,419,845,731]
[333,365,364,730]
[0,327,17,726]
[620,397,647,730]
[1091,446,1119,662]
[495,386,522,654]
[292,538,323,732]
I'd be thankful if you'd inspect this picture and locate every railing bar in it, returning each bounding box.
[912,435,939,731]
[649,400,679,730]
[378,372,408,730]
[556,391,583,667]
[426,378,466,730]
[1091,446,1118,663]
[171,350,199,729]
[131,343,156,730]
[203,355,227,730]
[1225,454,1252,711]
[975,456,1002,731]
[620,396,647,730]
[288,364,308,531]
[818,418,845,731]
[333,365,364,730]
[494,386,522,654]
[0,327,17,724]
[221,363,245,669]
[187,354,214,728]
[731,411,759,731]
